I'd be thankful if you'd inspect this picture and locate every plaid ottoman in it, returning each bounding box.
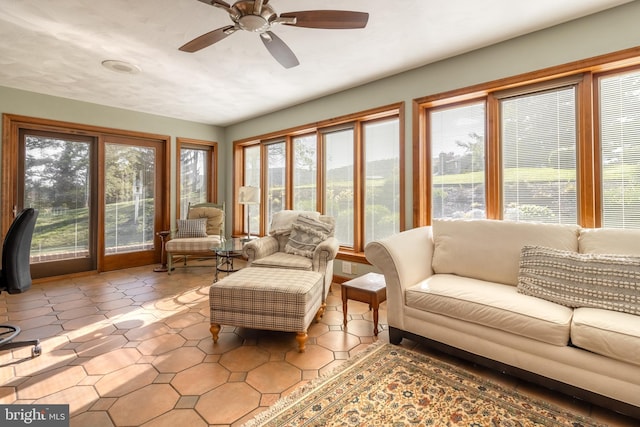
[209,267,325,352]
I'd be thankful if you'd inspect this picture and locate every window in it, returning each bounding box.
[21,131,94,271]
[266,141,286,229]
[233,103,404,256]
[293,134,317,212]
[500,86,577,224]
[421,82,580,225]
[3,115,168,278]
[364,118,401,242]
[415,51,640,229]
[430,102,486,219]
[176,138,217,218]
[104,143,156,253]
[599,69,640,228]
[324,128,355,247]
[243,145,261,236]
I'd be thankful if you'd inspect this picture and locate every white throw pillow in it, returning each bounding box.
[269,210,320,235]
[285,215,333,258]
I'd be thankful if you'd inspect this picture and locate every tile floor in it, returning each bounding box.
[0,261,637,426]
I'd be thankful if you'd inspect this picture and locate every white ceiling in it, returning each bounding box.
[0,0,632,126]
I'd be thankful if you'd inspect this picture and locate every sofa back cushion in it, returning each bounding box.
[432,219,580,286]
[579,227,640,256]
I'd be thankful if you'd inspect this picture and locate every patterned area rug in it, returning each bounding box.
[244,342,604,427]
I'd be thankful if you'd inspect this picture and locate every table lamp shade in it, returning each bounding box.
[238,186,260,205]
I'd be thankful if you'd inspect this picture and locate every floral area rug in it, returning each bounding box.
[244,342,604,427]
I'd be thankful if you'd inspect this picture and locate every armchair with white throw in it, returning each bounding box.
[242,210,339,294]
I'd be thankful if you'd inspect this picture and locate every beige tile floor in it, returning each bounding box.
[0,261,637,426]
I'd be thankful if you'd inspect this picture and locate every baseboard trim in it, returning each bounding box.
[332,275,350,284]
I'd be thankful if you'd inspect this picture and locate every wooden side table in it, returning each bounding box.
[153,230,171,272]
[341,272,386,336]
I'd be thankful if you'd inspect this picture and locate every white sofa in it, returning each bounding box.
[365,219,640,417]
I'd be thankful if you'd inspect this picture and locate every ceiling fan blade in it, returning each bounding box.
[280,10,369,29]
[179,26,236,52]
[260,31,299,69]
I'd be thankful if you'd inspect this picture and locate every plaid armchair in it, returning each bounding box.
[242,211,339,296]
[165,202,224,273]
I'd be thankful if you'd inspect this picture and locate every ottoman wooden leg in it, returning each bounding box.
[210,323,220,343]
[315,302,327,322]
[296,331,308,353]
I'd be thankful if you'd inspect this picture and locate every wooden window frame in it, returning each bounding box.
[413,47,640,228]
[232,103,405,262]
[175,137,218,218]
[2,113,170,274]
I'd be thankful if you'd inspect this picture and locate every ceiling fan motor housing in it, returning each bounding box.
[233,0,276,32]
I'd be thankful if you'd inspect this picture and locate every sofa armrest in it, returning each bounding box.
[243,236,279,264]
[364,226,434,328]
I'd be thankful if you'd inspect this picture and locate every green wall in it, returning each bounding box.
[224,1,640,277]
[0,86,226,224]
[1,2,639,276]
[225,0,640,230]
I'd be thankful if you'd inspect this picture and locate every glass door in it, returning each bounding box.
[19,130,97,278]
[102,136,162,270]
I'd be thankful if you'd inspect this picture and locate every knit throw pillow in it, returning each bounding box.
[517,245,640,315]
[285,215,333,258]
[175,218,208,238]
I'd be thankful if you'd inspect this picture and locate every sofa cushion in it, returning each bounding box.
[518,245,640,316]
[166,235,222,252]
[405,274,573,346]
[175,218,208,238]
[250,252,313,271]
[579,227,640,256]
[285,215,333,258]
[571,307,640,367]
[432,219,580,286]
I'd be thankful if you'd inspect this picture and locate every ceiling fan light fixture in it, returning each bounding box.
[238,14,268,32]
[101,60,141,75]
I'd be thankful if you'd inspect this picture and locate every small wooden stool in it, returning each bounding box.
[341,272,386,336]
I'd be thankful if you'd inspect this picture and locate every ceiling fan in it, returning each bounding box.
[179,0,369,68]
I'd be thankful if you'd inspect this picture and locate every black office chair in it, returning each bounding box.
[0,208,41,357]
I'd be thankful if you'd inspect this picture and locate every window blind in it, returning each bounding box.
[430,102,486,220]
[600,70,640,229]
[501,86,577,224]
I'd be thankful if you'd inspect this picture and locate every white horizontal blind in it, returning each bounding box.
[364,118,400,243]
[324,128,354,247]
[293,134,317,212]
[266,141,286,229]
[501,86,577,224]
[600,70,640,229]
[244,145,261,235]
[430,102,486,220]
